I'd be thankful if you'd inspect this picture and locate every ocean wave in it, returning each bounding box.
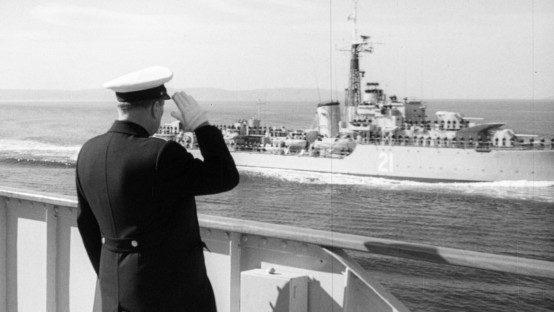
[0,139,80,162]
[237,167,554,203]
[0,157,75,168]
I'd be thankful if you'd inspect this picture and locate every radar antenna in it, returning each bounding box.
[347,0,359,41]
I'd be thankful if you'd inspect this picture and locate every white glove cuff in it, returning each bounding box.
[184,111,208,132]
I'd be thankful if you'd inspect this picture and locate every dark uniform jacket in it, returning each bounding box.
[76,120,239,312]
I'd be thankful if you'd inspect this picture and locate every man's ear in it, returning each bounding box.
[151,100,161,118]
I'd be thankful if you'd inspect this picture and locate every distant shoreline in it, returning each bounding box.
[0,88,552,102]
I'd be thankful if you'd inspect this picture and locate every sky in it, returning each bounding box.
[0,0,553,99]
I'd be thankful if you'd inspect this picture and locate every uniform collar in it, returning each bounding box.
[108,120,150,137]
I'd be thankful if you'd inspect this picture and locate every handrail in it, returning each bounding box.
[1,187,553,279]
[201,215,554,279]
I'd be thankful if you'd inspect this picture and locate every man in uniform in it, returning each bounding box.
[76,66,239,311]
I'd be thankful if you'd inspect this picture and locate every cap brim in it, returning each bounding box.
[116,85,170,102]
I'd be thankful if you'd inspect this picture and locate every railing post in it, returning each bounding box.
[0,197,7,312]
[229,232,242,312]
[46,205,71,312]
[46,204,57,312]
[1,198,18,312]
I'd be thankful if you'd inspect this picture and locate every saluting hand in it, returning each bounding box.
[171,91,209,132]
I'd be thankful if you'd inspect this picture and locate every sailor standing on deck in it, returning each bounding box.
[76,66,239,312]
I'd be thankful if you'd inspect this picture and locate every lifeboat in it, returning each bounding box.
[284,139,307,148]
[313,137,356,154]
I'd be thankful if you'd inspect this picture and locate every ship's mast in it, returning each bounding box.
[350,0,358,41]
[344,0,374,123]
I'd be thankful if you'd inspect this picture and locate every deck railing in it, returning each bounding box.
[159,125,554,153]
[1,187,553,312]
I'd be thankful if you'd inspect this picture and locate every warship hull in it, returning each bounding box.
[191,145,554,182]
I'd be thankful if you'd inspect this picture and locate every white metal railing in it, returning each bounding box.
[0,188,82,312]
[2,187,554,312]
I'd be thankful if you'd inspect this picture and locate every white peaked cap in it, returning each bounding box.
[104,66,173,92]
[103,66,173,102]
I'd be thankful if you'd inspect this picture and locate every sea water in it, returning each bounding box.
[1,98,553,312]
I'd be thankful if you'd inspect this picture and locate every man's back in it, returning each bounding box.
[77,120,238,311]
[78,121,164,235]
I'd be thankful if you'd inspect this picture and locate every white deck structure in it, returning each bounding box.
[1,187,553,312]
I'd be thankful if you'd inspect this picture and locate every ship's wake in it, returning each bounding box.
[0,139,80,165]
[238,167,554,203]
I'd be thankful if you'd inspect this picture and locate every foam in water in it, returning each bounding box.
[0,139,81,163]
[238,167,554,203]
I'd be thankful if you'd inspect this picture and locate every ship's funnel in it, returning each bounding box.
[248,118,261,128]
[363,83,381,104]
[317,102,341,137]
[363,92,379,104]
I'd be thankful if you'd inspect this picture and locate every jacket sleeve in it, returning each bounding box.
[156,125,239,196]
[76,174,101,276]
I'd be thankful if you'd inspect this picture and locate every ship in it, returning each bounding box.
[156,17,554,184]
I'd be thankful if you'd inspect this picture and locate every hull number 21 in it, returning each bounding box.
[378,152,394,173]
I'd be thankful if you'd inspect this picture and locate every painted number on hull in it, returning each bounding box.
[378,152,394,173]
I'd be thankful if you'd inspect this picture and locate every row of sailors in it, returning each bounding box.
[164,119,478,135]
[364,136,554,148]
[157,123,292,137]
[159,123,309,142]
[229,141,353,156]
[200,137,554,152]
[230,142,303,154]
[231,142,267,152]
[224,136,554,153]
[349,120,473,130]
[213,124,288,131]
[157,124,180,135]
[214,124,290,137]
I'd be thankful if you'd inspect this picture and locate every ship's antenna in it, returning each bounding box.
[349,0,358,41]
[311,57,322,103]
[256,98,266,120]
[328,0,334,102]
